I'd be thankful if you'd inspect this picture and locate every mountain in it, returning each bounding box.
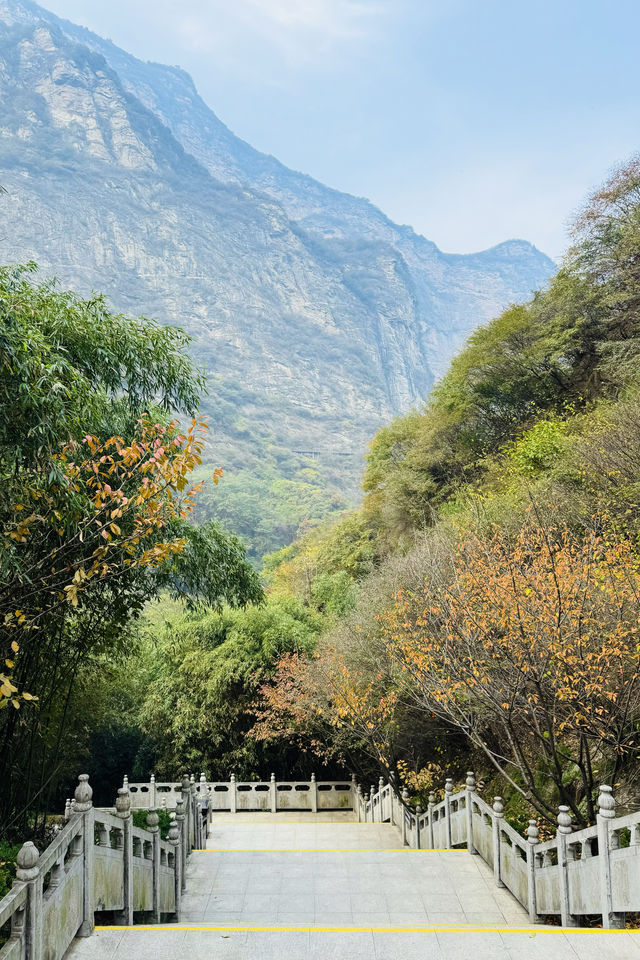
[0,0,555,556]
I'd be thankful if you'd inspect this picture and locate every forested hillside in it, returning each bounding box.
[110,158,640,831]
[3,139,638,838]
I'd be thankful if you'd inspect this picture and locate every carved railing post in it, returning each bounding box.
[356,783,362,822]
[378,777,385,822]
[16,841,42,960]
[597,785,625,928]
[270,773,277,814]
[194,798,202,851]
[492,797,505,888]
[175,799,187,891]
[115,787,133,925]
[311,773,318,814]
[428,792,436,849]
[181,775,192,848]
[444,778,453,848]
[147,808,161,923]
[230,773,237,815]
[465,772,476,854]
[415,804,423,849]
[388,773,396,825]
[150,773,157,808]
[72,774,95,937]
[64,798,71,821]
[556,805,577,927]
[200,772,209,832]
[401,788,409,846]
[190,778,198,849]
[526,819,539,924]
[168,813,182,919]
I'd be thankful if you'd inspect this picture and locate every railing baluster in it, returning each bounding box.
[465,772,477,855]
[492,797,504,888]
[526,819,539,923]
[72,774,95,938]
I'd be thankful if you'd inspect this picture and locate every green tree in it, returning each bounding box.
[0,265,210,828]
[159,520,263,610]
[139,597,322,778]
[361,159,640,546]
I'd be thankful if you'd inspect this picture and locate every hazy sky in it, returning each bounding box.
[41,0,640,258]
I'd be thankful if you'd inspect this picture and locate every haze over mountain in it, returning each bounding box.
[0,0,555,555]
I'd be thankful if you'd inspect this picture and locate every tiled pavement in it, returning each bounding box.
[67,812,640,959]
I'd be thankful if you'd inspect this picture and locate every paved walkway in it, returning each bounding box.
[68,812,640,959]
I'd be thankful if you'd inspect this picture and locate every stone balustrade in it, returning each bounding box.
[4,766,634,955]
[125,773,356,815]
[0,773,204,960]
[356,772,640,928]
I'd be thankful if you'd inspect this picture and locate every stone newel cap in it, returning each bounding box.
[557,805,573,834]
[115,787,131,819]
[598,784,616,819]
[168,814,180,845]
[16,841,39,880]
[526,819,539,844]
[73,774,93,811]
[147,808,159,833]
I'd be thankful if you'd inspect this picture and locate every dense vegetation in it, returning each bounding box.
[0,265,260,830]
[248,158,640,826]
[3,158,640,841]
[94,158,640,830]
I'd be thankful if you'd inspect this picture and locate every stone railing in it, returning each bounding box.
[356,772,640,929]
[126,773,356,815]
[0,773,204,960]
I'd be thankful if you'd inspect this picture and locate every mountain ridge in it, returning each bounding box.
[0,0,555,555]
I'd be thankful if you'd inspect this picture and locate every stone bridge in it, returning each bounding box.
[1,774,639,960]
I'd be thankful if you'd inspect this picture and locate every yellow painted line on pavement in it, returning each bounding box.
[192,847,466,852]
[95,924,640,934]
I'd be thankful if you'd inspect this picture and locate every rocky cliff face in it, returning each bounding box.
[0,0,554,537]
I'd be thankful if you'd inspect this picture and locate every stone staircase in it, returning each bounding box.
[66,812,640,960]
[2,773,640,960]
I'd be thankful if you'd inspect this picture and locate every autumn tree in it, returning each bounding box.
[251,585,459,787]
[382,514,640,825]
[251,645,400,778]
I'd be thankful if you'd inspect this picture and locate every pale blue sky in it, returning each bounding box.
[42,0,640,258]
